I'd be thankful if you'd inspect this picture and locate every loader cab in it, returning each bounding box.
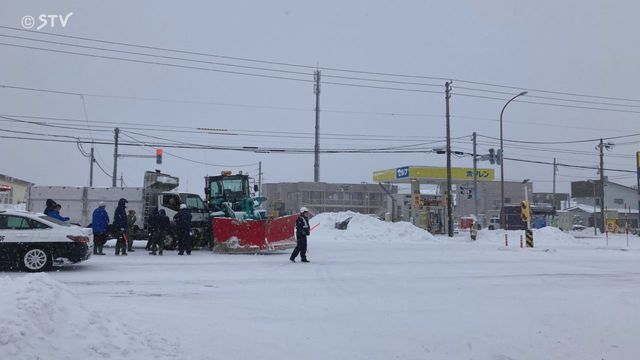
[205,173,251,211]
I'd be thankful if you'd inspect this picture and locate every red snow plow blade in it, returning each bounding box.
[212,214,297,253]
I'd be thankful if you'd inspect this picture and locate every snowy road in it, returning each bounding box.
[2,216,640,359]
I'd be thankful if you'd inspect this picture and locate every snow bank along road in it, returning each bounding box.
[2,212,640,360]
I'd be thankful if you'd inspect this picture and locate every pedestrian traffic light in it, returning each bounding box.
[520,200,531,222]
[496,149,503,165]
[488,148,496,164]
[156,148,163,164]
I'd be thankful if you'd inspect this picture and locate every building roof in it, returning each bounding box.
[0,174,32,185]
[566,204,639,214]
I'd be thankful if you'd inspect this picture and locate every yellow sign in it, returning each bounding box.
[372,168,397,182]
[373,166,495,182]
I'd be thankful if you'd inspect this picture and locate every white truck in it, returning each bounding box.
[27,171,209,245]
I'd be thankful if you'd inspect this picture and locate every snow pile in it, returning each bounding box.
[0,274,179,360]
[310,211,436,242]
[475,226,579,246]
[0,203,27,211]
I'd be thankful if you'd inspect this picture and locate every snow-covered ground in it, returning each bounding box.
[2,212,640,359]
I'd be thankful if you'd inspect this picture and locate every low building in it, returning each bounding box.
[0,174,32,205]
[532,192,570,210]
[566,204,639,231]
[262,182,396,217]
[571,179,639,211]
[453,180,533,224]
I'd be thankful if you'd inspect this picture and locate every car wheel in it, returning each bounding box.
[22,248,52,272]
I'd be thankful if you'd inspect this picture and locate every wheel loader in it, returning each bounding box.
[204,172,297,253]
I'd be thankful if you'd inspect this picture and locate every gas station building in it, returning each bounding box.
[373,166,531,233]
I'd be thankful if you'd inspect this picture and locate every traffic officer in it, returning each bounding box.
[290,207,311,263]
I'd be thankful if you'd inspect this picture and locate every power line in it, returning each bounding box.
[3,25,639,103]
[455,85,640,109]
[0,42,441,94]
[453,91,640,114]
[0,32,449,89]
[504,157,635,173]
[0,113,446,143]
[1,84,637,136]
[476,132,640,145]
[120,131,259,168]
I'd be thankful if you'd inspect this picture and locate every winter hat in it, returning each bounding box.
[99,201,106,207]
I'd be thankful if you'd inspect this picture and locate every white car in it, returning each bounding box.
[0,209,93,271]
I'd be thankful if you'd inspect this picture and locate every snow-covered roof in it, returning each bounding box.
[566,204,638,214]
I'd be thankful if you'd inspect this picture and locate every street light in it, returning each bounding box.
[500,91,528,229]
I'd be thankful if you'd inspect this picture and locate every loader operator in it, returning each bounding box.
[290,207,311,263]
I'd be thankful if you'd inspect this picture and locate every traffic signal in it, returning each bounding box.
[156,148,163,164]
[488,148,495,164]
[520,200,531,222]
[496,149,503,165]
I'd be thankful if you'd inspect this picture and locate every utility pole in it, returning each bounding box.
[445,81,453,237]
[313,70,321,182]
[552,157,557,209]
[89,147,95,187]
[112,127,119,187]
[258,161,262,195]
[637,151,640,235]
[598,138,606,234]
[472,132,478,221]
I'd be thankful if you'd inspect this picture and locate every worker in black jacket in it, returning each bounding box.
[174,204,193,255]
[150,209,170,255]
[290,207,311,263]
[146,208,158,250]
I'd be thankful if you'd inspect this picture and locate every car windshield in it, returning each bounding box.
[39,215,71,226]
[182,194,207,210]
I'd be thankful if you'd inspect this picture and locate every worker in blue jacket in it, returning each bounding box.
[113,198,129,256]
[48,204,70,222]
[91,202,109,255]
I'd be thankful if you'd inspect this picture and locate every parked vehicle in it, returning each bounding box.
[27,171,208,247]
[0,209,92,271]
[501,203,556,230]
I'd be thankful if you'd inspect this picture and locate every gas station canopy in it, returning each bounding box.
[373,166,495,183]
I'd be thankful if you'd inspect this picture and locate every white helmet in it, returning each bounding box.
[300,207,309,213]
[179,204,187,209]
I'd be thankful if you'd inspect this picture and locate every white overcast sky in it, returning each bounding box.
[1,0,639,195]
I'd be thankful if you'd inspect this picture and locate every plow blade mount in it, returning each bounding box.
[212,214,298,253]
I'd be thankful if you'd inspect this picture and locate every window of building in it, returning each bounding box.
[613,198,624,205]
[310,191,323,202]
